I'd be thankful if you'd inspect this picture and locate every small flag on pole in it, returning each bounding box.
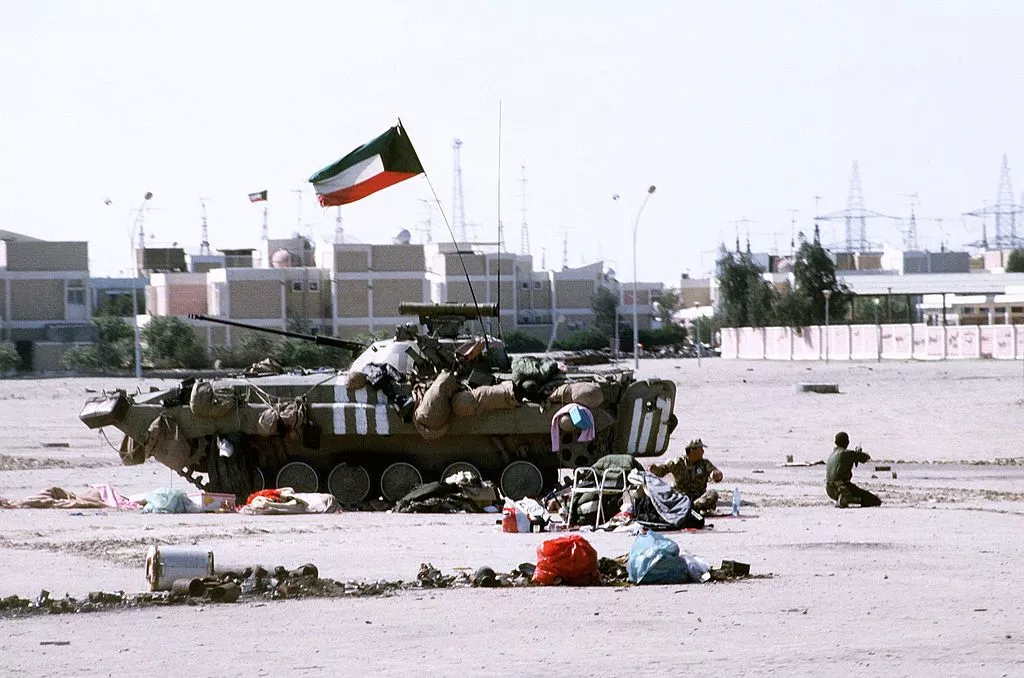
[248,190,268,202]
[309,123,424,207]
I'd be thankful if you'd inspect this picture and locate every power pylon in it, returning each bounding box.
[816,161,895,251]
[452,139,467,242]
[519,165,530,256]
[963,154,1024,249]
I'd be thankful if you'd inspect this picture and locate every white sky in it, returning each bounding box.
[2,1,1024,283]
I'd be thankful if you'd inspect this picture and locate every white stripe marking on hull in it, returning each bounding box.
[627,398,643,454]
[637,410,654,454]
[334,383,349,434]
[375,404,390,435]
[354,388,369,435]
[653,396,672,452]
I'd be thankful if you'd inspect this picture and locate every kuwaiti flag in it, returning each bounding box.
[248,190,268,202]
[308,124,424,207]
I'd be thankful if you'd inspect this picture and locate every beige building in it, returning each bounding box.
[147,234,664,352]
[0,231,92,370]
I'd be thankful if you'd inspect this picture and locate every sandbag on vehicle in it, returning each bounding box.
[450,391,479,418]
[547,382,604,409]
[472,381,516,411]
[414,370,460,439]
[189,380,237,419]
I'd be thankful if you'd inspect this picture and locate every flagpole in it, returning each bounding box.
[399,117,489,342]
[495,99,503,339]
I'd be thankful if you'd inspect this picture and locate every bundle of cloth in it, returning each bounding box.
[239,487,339,515]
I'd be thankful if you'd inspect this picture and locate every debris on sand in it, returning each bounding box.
[0,557,760,619]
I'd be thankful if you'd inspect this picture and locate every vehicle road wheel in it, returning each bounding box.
[276,461,319,492]
[380,462,423,503]
[328,463,371,505]
[500,460,544,500]
[440,461,482,484]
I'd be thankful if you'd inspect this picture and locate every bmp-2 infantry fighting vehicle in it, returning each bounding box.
[80,303,678,505]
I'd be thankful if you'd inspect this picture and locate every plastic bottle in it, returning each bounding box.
[731,488,741,516]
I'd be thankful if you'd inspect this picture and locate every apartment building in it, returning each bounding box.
[0,231,92,370]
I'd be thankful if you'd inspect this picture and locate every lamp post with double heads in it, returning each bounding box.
[629,186,657,371]
[823,289,832,364]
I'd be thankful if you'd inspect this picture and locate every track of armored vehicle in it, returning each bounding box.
[80,303,678,506]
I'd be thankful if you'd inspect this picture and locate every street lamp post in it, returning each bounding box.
[874,297,881,362]
[693,301,702,368]
[630,186,657,372]
[131,192,153,379]
[823,289,832,364]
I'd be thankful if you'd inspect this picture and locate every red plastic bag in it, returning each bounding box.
[533,535,600,586]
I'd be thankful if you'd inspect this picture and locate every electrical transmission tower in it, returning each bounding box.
[199,198,211,256]
[519,165,530,256]
[900,193,920,250]
[417,198,434,244]
[963,154,1024,249]
[816,161,895,252]
[452,139,467,242]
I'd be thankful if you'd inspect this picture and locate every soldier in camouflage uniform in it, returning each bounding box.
[649,438,723,514]
[826,431,882,508]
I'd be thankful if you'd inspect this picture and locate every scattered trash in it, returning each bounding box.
[41,442,70,448]
[39,641,70,646]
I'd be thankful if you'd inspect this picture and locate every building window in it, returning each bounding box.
[308,281,320,292]
[66,281,85,306]
[292,281,304,292]
[533,281,542,290]
[1012,307,1023,313]
[520,281,529,290]
[995,307,1006,314]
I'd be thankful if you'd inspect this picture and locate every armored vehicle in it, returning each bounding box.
[80,303,678,506]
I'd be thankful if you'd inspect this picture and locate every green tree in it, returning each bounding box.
[716,251,776,327]
[591,286,619,336]
[638,324,688,348]
[0,342,20,373]
[651,287,680,324]
[142,316,210,369]
[503,330,546,353]
[553,328,611,351]
[789,239,852,326]
[272,339,350,369]
[1006,249,1024,273]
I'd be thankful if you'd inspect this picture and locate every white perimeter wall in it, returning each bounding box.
[721,324,1024,360]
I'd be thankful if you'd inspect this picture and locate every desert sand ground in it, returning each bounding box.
[1,358,1022,677]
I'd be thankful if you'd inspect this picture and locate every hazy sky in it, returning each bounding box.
[3,1,1024,283]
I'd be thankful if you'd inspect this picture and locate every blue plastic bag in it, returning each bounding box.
[626,531,690,584]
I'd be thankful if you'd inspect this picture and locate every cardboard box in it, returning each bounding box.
[189,492,237,512]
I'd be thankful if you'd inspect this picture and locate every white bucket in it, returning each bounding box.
[146,545,215,591]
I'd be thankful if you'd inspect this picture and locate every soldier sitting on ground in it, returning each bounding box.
[649,438,723,515]
[826,431,882,508]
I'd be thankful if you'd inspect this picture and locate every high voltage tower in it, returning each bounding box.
[199,198,211,256]
[519,164,530,256]
[964,154,1024,249]
[451,139,467,242]
[816,161,895,252]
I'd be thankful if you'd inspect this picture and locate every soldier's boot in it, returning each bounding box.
[835,491,849,509]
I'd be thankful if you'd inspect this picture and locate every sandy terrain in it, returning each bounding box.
[1,359,1022,677]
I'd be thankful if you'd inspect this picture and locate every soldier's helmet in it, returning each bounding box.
[685,438,706,452]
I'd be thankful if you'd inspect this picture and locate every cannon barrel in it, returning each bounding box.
[398,302,499,318]
[187,314,365,353]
